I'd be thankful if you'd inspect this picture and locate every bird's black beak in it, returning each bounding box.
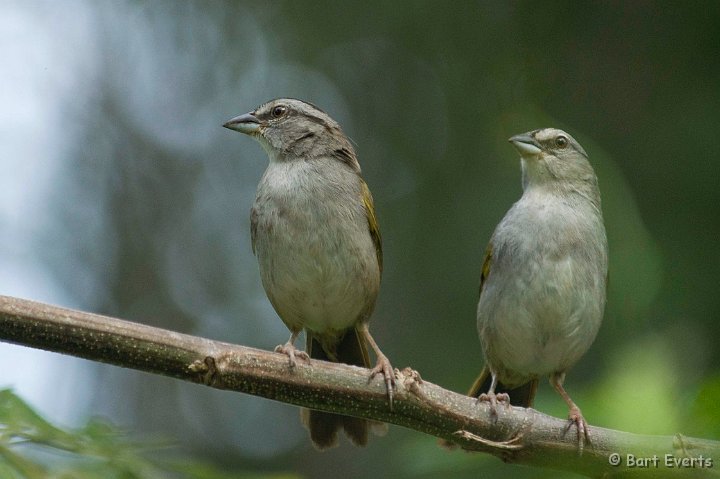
[223,112,261,135]
[509,132,542,156]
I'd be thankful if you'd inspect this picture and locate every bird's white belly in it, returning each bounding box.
[253,196,379,335]
[259,243,375,334]
[479,253,602,385]
[251,158,381,337]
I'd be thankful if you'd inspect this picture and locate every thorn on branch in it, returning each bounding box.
[453,429,525,451]
[398,367,425,398]
[188,356,217,386]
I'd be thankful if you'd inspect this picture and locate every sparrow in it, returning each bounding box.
[224,98,394,449]
[470,128,608,452]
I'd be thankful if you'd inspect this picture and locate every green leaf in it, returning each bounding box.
[0,389,299,479]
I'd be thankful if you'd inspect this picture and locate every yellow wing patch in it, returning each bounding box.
[479,242,493,297]
[361,180,383,274]
[250,206,259,255]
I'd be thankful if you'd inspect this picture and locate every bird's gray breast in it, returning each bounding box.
[251,158,380,335]
[478,190,608,384]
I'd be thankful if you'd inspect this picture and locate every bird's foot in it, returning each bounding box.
[274,341,309,368]
[563,405,590,455]
[369,353,396,409]
[477,392,510,420]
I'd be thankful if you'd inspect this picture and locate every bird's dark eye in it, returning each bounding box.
[271,105,287,119]
[555,135,568,148]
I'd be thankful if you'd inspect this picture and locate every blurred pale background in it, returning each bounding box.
[1,1,718,477]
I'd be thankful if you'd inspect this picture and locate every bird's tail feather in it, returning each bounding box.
[301,328,387,449]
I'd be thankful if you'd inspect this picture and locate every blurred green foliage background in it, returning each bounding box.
[1,1,718,477]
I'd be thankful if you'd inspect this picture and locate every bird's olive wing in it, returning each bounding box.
[250,206,259,255]
[479,242,493,297]
[361,180,383,274]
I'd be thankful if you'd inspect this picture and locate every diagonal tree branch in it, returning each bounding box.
[0,295,717,478]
